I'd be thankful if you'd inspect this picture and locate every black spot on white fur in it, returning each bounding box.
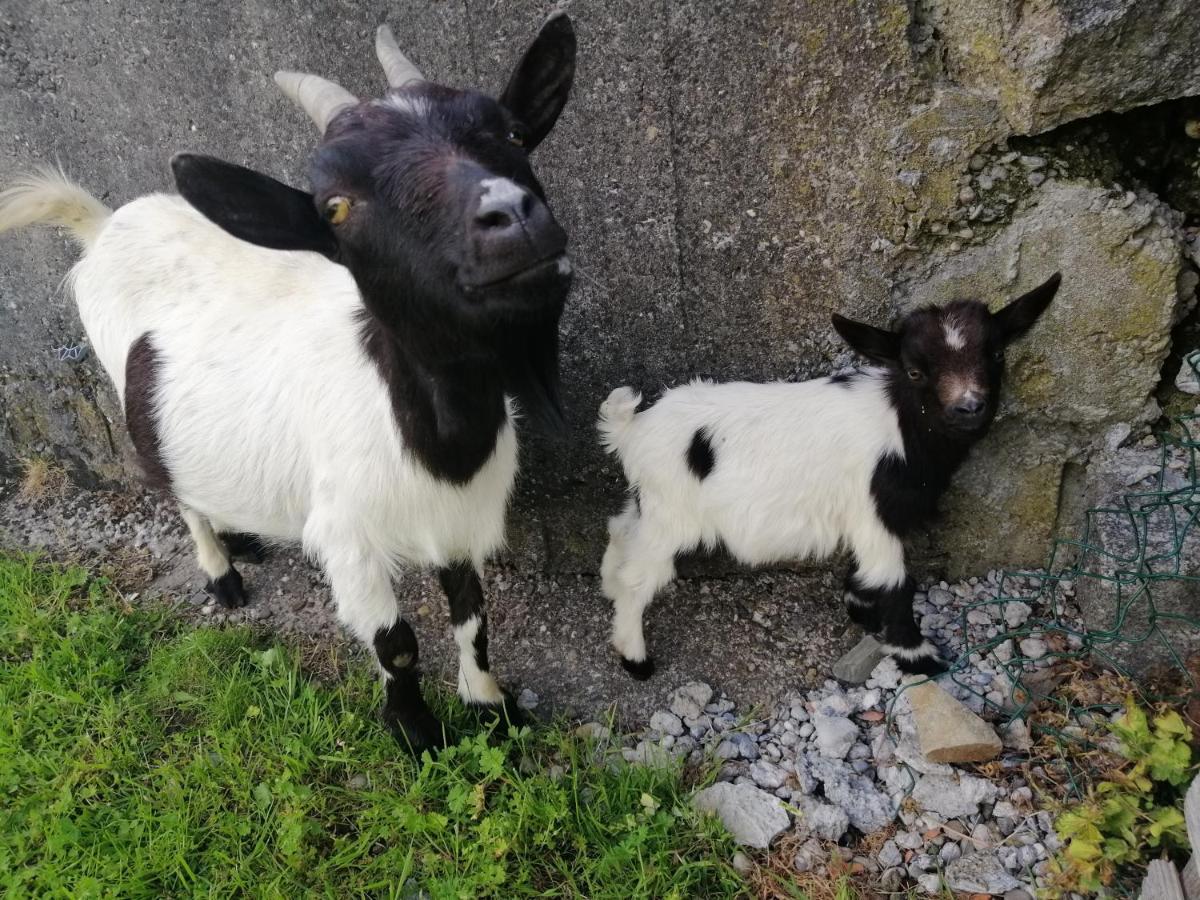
[124,333,171,491]
[686,428,715,479]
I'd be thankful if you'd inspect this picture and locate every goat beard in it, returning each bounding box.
[496,308,565,433]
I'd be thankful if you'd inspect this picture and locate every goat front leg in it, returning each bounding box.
[439,562,526,727]
[850,531,945,676]
[180,504,247,608]
[315,534,447,754]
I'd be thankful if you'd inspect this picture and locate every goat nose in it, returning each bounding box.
[474,178,533,232]
[954,393,984,416]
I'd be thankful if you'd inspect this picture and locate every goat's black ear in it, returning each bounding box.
[499,13,575,152]
[992,272,1062,344]
[832,313,901,364]
[171,154,338,258]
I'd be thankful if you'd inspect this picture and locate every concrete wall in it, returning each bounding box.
[2,0,1196,580]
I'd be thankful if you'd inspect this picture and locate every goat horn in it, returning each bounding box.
[273,71,357,132]
[375,25,425,89]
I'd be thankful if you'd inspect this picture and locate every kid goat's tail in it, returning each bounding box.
[597,386,642,456]
[0,166,111,250]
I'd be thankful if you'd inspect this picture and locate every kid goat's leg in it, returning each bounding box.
[602,500,676,680]
[310,522,446,754]
[849,527,945,675]
[438,561,524,724]
[179,504,247,608]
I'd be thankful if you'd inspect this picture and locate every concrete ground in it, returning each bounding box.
[0,482,855,727]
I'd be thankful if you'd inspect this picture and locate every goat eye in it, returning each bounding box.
[506,128,526,148]
[323,196,352,225]
[907,368,925,382]
[992,349,1005,362]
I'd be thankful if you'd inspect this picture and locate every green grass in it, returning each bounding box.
[0,553,746,899]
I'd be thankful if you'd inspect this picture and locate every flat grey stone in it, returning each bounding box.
[832,635,886,684]
[692,782,790,849]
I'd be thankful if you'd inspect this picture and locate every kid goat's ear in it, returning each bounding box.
[499,13,576,152]
[992,272,1062,344]
[171,153,338,259]
[831,313,902,364]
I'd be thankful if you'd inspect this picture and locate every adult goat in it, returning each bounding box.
[0,14,577,754]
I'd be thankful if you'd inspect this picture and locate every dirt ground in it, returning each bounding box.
[0,480,855,727]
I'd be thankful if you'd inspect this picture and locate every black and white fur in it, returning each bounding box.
[0,15,577,754]
[597,274,1062,679]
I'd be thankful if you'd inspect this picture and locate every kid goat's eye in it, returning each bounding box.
[506,128,526,148]
[323,196,352,225]
[907,368,924,382]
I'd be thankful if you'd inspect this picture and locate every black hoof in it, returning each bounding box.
[468,691,530,731]
[221,532,268,564]
[620,655,655,681]
[205,567,248,609]
[896,651,949,677]
[382,704,451,756]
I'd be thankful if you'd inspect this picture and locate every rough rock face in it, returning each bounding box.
[919,0,1200,134]
[1,0,1197,598]
[902,183,1192,575]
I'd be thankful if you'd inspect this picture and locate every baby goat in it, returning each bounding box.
[597,274,1061,677]
[0,15,576,754]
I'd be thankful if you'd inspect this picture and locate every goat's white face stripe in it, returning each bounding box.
[943,320,965,350]
[479,177,525,209]
[453,614,504,704]
[378,94,429,118]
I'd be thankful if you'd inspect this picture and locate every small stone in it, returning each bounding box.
[917,873,942,894]
[669,681,714,720]
[749,759,787,790]
[1004,602,1032,628]
[940,841,963,863]
[880,867,906,891]
[1027,171,1046,187]
[832,635,886,683]
[870,657,902,690]
[1019,638,1047,660]
[793,795,850,842]
[945,853,1023,895]
[792,838,825,873]
[896,830,925,850]
[966,608,993,626]
[993,800,1018,819]
[813,714,859,759]
[623,740,672,768]
[912,773,998,819]
[650,710,684,737]
[731,851,753,874]
[347,773,368,789]
[878,839,903,868]
[908,681,1002,763]
[517,688,539,710]
[693,782,790,849]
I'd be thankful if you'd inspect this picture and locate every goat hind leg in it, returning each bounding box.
[180,504,247,608]
[603,508,675,680]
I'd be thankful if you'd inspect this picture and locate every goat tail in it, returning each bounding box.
[597,386,642,456]
[0,166,111,250]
